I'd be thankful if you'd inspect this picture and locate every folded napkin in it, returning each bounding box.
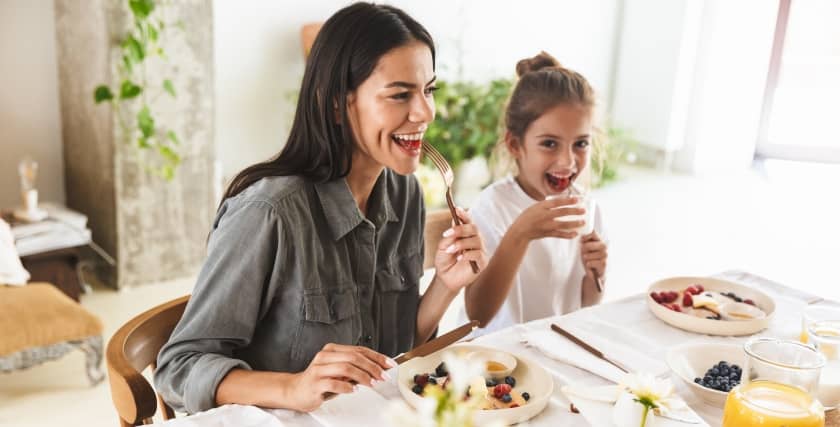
[149,404,289,427]
[562,385,708,427]
[309,379,394,427]
[522,329,627,383]
[521,328,667,384]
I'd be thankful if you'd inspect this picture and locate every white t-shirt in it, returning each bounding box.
[458,175,608,336]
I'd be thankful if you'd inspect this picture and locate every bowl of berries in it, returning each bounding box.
[647,276,775,336]
[666,342,747,407]
[398,344,553,425]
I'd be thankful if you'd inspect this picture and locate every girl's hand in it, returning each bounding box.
[285,343,395,412]
[510,196,585,242]
[580,231,607,279]
[434,208,487,291]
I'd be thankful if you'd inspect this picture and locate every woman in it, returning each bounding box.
[154,2,485,414]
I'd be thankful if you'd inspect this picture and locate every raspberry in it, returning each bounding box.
[682,292,693,307]
[494,383,512,398]
[650,292,662,303]
[413,374,429,387]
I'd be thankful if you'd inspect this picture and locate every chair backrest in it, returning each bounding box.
[423,209,453,270]
[106,295,189,426]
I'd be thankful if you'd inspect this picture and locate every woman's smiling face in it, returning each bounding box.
[346,41,437,176]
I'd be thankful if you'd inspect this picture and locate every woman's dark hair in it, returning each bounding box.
[220,2,435,206]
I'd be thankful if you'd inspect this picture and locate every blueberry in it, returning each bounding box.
[428,377,437,385]
[435,362,448,378]
[501,394,512,403]
[694,377,702,384]
[522,392,530,401]
[412,384,423,394]
[486,379,497,387]
[505,376,516,387]
[731,364,740,371]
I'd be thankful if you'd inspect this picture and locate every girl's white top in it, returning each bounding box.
[458,175,608,336]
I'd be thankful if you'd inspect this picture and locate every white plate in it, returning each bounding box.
[647,276,775,336]
[398,344,553,425]
[666,342,747,408]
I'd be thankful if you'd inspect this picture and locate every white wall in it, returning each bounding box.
[213,0,620,182]
[610,0,703,157]
[1,1,620,202]
[0,0,64,209]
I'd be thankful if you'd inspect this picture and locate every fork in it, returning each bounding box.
[568,185,604,293]
[422,142,480,274]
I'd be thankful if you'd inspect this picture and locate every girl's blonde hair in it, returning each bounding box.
[491,51,602,185]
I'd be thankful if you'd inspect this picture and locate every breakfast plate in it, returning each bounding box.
[647,276,775,336]
[398,344,553,425]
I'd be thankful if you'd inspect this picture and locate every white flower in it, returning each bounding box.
[620,372,686,415]
[441,352,484,397]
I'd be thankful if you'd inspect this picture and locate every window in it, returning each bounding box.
[756,0,840,162]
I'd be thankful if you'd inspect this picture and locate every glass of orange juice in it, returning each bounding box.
[808,320,840,410]
[723,338,826,427]
[801,305,840,344]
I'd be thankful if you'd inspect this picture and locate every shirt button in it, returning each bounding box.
[365,335,373,342]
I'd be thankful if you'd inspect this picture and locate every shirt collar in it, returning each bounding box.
[314,170,400,241]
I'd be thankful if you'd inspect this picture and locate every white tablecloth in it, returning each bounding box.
[149,270,833,427]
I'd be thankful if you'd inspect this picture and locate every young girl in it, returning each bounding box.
[460,51,607,334]
[155,3,486,414]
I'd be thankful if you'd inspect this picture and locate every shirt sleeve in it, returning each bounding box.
[154,199,282,414]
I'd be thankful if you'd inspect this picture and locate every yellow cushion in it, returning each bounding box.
[0,283,102,356]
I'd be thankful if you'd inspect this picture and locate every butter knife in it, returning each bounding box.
[550,323,631,374]
[395,320,480,364]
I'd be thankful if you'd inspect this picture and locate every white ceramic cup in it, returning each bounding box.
[545,193,595,236]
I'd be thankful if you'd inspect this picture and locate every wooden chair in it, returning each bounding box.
[423,209,453,269]
[106,295,189,426]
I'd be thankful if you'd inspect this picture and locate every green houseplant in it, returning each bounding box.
[92,0,182,180]
[424,78,513,170]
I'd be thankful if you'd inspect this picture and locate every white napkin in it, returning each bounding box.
[309,382,393,427]
[0,218,29,286]
[149,404,289,427]
[522,329,627,383]
[562,385,709,427]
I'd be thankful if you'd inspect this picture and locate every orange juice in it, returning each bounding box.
[723,381,824,427]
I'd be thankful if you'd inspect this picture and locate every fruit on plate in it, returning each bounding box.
[694,360,742,393]
[410,362,530,410]
[650,285,765,321]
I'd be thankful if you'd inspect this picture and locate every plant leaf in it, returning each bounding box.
[122,54,134,73]
[129,0,155,19]
[137,137,150,148]
[147,22,159,42]
[159,145,180,164]
[123,35,145,62]
[137,106,155,138]
[93,85,114,103]
[119,80,143,99]
[166,130,180,145]
[163,79,176,98]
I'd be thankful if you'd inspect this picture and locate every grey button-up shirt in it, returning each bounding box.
[154,169,425,414]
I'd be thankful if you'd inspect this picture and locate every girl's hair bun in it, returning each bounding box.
[515,51,562,77]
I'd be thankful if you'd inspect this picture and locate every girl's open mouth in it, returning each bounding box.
[545,172,577,193]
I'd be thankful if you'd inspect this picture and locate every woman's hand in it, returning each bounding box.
[509,196,585,242]
[285,343,395,412]
[580,230,607,280]
[434,208,487,291]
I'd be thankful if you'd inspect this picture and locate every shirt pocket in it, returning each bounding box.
[291,288,361,369]
[375,252,422,356]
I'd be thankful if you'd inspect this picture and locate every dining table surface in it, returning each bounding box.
[149,270,840,427]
